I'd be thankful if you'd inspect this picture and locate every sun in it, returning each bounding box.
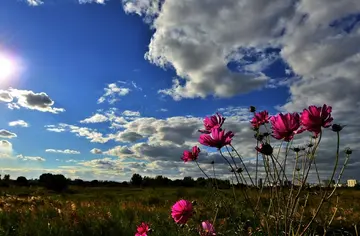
[0,54,16,80]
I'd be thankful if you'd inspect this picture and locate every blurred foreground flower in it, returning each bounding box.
[171,199,193,224]
[200,221,216,236]
[135,222,151,236]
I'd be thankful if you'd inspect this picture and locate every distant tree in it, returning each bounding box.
[16,176,29,186]
[182,176,195,187]
[3,174,10,182]
[130,173,143,187]
[39,173,68,192]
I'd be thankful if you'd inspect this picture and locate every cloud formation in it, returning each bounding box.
[45,149,81,155]
[0,88,64,113]
[17,154,45,162]
[0,130,17,139]
[97,83,131,104]
[8,120,29,127]
[80,114,108,124]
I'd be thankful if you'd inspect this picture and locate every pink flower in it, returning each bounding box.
[250,110,270,129]
[135,222,150,236]
[171,199,193,224]
[200,221,216,236]
[199,127,234,149]
[181,146,201,162]
[300,104,333,137]
[199,113,225,134]
[270,113,303,142]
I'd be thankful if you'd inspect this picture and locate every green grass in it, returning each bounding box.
[0,186,358,235]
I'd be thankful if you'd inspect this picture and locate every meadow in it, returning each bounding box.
[0,186,359,236]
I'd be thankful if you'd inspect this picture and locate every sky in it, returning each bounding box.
[0,0,359,183]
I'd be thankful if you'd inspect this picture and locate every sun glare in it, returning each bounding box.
[0,54,16,80]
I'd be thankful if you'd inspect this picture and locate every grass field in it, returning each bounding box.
[0,186,359,236]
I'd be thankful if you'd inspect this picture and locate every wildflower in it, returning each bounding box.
[200,221,216,236]
[249,106,256,113]
[198,113,225,134]
[251,110,270,129]
[171,199,193,224]
[255,143,273,156]
[199,127,234,149]
[300,104,333,137]
[270,113,303,142]
[181,146,201,162]
[135,222,151,236]
[332,124,345,132]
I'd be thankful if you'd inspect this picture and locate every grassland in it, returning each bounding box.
[0,186,359,236]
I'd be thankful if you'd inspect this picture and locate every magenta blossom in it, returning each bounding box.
[300,104,333,137]
[199,113,225,134]
[181,146,201,162]
[199,127,234,149]
[270,113,303,142]
[171,199,193,224]
[200,221,216,236]
[251,110,270,129]
[135,222,150,236]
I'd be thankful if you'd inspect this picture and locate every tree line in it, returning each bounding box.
[0,173,233,192]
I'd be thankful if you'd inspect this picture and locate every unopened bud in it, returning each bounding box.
[236,168,243,173]
[249,106,256,113]
[293,147,301,153]
[210,161,215,165]
[191,200,197,206]
[345,148,353,155]
[332,124,345,132]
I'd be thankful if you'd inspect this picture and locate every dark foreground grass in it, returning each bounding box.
[0,186,359,236]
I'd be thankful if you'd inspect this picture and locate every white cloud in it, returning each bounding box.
[45,123,111,143]
[122,110,141,117]
[9,120,29,128]
[78,0,107,4]
[159,108,168,112]
[103,146,133,157]
[26,0,43,6]
[80,113,108,124]
[0,130,17,139]
[90,148,102,154]
[0,140,13,154]
[17,154,45,162]
[97,83,131,104]
[45,149,81,155]
[0,88,65,113]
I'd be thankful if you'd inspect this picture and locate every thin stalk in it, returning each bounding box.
[326,153,351,200]
[229,144,255,186]
[327,131,340,188]
[195,160,210,179]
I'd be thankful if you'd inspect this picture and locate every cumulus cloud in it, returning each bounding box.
[103,146,134,157]
[0,88,64,113]
[0,90,13,102]
[26,0,43,6]
[122,110,141,117]
[80,113,108,124]
[90,148,103,154]
[45,149,81,155]
[97,83,131,104]
[17,154,45,162]
[8,120,29,128]
[45,123,111,143]
[0,130,17,139]
[0,140,13,154]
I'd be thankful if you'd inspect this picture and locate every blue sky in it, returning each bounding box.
[0,0,359,182]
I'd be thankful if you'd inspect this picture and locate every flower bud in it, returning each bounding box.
[191,200,197,206]
[249,106,256,112]
[293,147,301,153]
[236,168,243,173]
[345,148,352,155]
[332,124,345,132]
[255,143,273,156]
[210,161,215,165]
